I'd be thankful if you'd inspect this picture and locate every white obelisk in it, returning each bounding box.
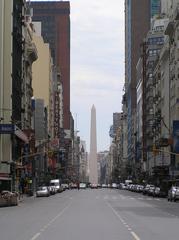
[89,105,98,184]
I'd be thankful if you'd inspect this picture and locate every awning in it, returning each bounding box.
[0,177,12,181]
[14,125,29,143]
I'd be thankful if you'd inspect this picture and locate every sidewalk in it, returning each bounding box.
[18,194,36,203]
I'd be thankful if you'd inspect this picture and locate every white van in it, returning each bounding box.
[50,179,60,193]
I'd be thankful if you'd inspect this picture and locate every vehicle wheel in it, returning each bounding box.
[174,198,176,202]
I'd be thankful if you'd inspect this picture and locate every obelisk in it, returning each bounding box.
[89,105,98,184]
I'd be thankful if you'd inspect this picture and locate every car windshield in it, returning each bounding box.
[38,187,47,191]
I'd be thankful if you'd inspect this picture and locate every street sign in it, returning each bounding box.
[64,129,71,139]
[0,124,15,134]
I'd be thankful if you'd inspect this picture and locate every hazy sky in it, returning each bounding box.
[70,0,125,152]
[31,0,125,152]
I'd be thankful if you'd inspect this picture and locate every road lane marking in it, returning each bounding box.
[105,201,141,240]
[30,233,41,240]
[131,231,141,240]
[30,201,72,240]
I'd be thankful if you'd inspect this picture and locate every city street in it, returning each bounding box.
[0,189,179,240]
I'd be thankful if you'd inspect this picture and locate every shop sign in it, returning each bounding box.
[0,124,15,134]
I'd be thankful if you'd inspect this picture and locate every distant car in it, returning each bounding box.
[136,185,144,193]
[102,184,108,188]
[119,183,127,190]
[90,183,98,189]
[70,183,78,189]
[50,179,61,193]
[143,184,154,195]
[112,183,118,189]
[61,183,69,190]
[80,183,87,189]
[168,186,179,202]
[36,186,50,197]
[148,185,156,196]
[153,187,167,198]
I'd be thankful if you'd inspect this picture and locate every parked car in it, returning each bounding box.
[80,183,87,189]
[102,184,108,188]
[153,187,167,198]
[90,183,98,189]
[148,185,156,196]
[70,183,78,189]
[50,179,61,193]
[36,186,50,197]
[119,183,127,190]
[61,183,69,190]
[143,184,154,195]
[49,186,56,195]
[168,186,179,202]
[111,183,118,189]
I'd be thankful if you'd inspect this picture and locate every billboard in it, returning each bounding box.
[173,121,179,153]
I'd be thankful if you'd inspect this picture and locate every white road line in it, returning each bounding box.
[105,201,141,240]
[30,233,41,240]
[30,202,72,240]
[131,231,141,240]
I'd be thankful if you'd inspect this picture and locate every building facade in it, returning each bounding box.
[31,1,71,130]
[0,0,13,190]
[125,0,151,165]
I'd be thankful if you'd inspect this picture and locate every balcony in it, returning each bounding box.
[26,42,38,63]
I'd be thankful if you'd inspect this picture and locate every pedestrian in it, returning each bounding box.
[18,182,23,200]
[18,179,24,200]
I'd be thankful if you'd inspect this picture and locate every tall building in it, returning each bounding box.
[89,105,98,184]
[125,0,150,164]
[143,18,167,173]
[0,0,13,190]
[32,29,52,132]
[31,1,70,130]
[113,113,122,137]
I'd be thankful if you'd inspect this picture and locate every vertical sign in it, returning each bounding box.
[54,91,60,138]
[173,120,179,153]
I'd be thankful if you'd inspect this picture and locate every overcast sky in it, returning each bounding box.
[70,0,125,152]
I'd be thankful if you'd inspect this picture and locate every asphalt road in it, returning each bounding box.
[0,189,179,240]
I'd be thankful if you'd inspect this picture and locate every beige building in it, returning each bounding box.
[32,27,53,136]
[22,18,38,130]
[0,1,13,181]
